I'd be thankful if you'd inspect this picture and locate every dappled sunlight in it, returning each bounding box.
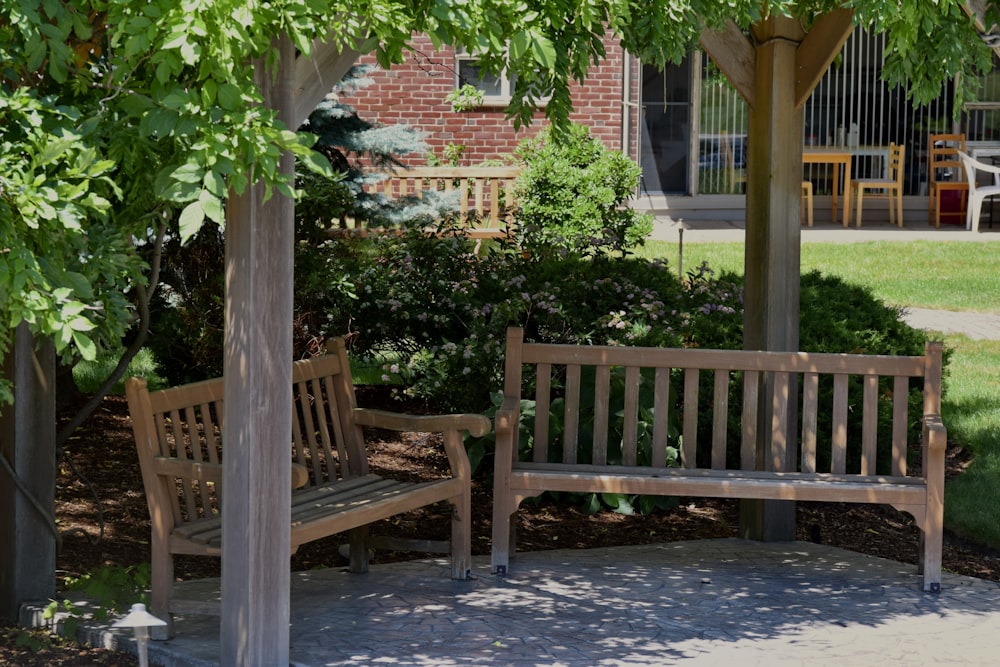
[145,538,1000,665]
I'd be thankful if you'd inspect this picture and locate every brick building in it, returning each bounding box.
[341,29,1000,222]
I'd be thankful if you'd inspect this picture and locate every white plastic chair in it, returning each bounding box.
[957,151,1000,232]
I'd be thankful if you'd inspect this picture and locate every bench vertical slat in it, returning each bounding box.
[458,178,469,220]
[712,370,729,469]
[489,179,501,223]
[682,368,699,468]
[770,372,790,471]
[652,367,671,468]
[892,375,909,476]
[741,371,759,470]
[535,363,552,464]
[474,179,485,223]
[801,372,819,473]
[862,374,879,475]
[832,374,849,474]
[198,401,223,517]
[295,379,327,481]
[156,412,186,522]
[199,402,222,465]
[325,342,372,478]
[290,393,312,481]
[317,375,348,480]
[622,367,641,466]
[564,365,581,464]
[593,365,611,465]
[173,408,202,516]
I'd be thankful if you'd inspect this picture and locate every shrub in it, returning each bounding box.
[514,123,653,259]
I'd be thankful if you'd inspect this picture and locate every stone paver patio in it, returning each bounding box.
[64,538,1000,666]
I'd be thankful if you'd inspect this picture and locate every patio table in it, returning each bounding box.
[804,146,891,227]
[803,148,852,226]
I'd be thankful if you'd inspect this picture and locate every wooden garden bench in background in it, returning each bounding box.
[125,337,490,636]
[492,327,947,592]
[330,166,521,244]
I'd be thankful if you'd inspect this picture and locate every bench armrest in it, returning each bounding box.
[352,408,490,437]
[493,394,522,474]
[353,407,491,479]
[152,457,310,489]
[922,413,947,480]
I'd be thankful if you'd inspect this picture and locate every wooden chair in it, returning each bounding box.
[801,181,813,227]
[958,151,1000,232]
[928,133,969,227]
[851,143,905,227]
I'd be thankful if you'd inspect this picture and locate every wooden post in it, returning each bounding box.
[220,38,295,665]
[702,11,853,542]
[738,16,805,542]
[0,323,56,619]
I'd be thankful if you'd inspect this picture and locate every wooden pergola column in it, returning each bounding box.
[0,324,56,619]
[701,10,854,541]
[219,38,358,664]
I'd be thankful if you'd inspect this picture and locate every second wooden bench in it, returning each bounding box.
[492,327,947,592]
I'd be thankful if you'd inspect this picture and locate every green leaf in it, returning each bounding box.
[171,163,203,184]
[203,170,227,197]
[530,35,557,70]
[72,331,97,361]
[178,201,206,243]
[198,190,225,223]
[217,83,242,110]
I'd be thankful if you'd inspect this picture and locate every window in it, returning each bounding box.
[455,50,516,104]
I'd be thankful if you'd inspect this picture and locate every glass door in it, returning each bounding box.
[639,59,692,194]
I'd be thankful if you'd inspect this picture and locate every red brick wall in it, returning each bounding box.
[343,34,634,166]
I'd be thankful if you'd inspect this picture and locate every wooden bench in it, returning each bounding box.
[492,327,947,592]
[330,166,521,244]
[125,336,490,634]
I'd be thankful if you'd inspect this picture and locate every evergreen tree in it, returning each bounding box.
[296,65,458,239]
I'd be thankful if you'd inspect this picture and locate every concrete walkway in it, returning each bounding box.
[646,215,1000,244]
[65,539,1000,666]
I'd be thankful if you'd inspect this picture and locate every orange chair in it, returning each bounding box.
[928,133,969,227]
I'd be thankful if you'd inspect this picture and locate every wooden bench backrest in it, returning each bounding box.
[125,337,367,528]
[504,327,942,478]
[367,166,521,225]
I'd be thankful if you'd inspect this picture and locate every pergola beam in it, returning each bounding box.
[292,39,361,127]
[795,9,855,108]
[700,20,756,108]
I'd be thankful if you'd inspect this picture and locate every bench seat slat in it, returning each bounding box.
[171,474,463,550]
[507,466,926,505]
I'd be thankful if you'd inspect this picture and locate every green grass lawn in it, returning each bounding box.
[642,240,1000,312]
[640,239,1000,549]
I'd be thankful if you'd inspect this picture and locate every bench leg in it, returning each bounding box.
[450,488,472,580]
[491,504,519,576]
[150,546,174,639]
[348,526,370,574]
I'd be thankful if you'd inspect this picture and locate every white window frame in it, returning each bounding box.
[454,49,516,105]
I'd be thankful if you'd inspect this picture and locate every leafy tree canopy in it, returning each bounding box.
[0,0,994,400]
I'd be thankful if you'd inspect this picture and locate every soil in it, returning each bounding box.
[2,391,999,666]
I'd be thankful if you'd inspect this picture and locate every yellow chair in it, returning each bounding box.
[928,133,969,227]
[850,143,905,227]
[801,181,813,227]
